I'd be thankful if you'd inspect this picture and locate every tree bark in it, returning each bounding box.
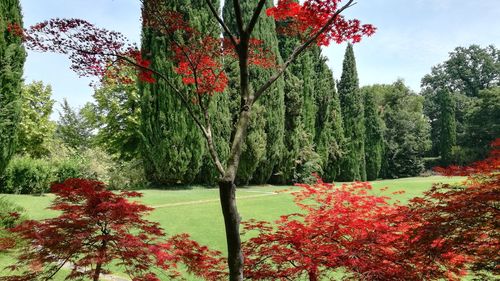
[93,262,102,281]
[219,180,244,281]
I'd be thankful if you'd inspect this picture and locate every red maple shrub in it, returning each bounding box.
[404,138,500,279]
[242,180,416,281]
[0,178,227,281]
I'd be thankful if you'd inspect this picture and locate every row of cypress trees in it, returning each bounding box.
[139,0,384,185]
[0,0,26,177]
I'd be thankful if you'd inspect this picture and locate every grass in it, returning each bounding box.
[0,175,465,280]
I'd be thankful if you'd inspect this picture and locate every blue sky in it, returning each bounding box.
[20,0,500,115]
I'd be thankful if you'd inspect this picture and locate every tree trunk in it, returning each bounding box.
[219,180,244,281]
[93,262,102,281]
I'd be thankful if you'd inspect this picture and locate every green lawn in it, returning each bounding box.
[0,176,465,280]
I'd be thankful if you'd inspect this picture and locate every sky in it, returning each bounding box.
[20,0,500,116]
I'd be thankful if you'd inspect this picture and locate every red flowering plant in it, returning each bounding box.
[14,1,375,278]
[0,179,227,281]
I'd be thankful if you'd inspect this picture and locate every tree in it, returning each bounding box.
[16,81,56,158]
[84,73,141,161]
[437,89,456,165]
[277,23,328,184]
[1,178,228,281]
[314,50,345,182]
[223,0,287,185]
[375,81,431,178]
[0,0,26,177]
[462,87,500,161]
[55,99,94,150]
[362,87,384,180]
[337,44,366,181]
[139,0,211,186]
[422,45,499,98]
[22,1,375,278]
[422,44,499,159]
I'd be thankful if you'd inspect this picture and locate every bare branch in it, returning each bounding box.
[233,0,245,35]
[246,0,267,36]
[253,0,356,103]
[205,0,238,47]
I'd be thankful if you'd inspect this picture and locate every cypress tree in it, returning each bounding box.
[337,44,366,181]
[276,19,318,183]
[438,89,456,165]
[0,0,25,177]
[363,88,384,181]
[223,0,286,185]
[314,51,345,182]
[140,0,220,185]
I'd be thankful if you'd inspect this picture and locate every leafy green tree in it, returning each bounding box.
[422,45,499,158]
[85,77,141,161]
[378,81,431,178]
[463,87,500,160]
[362,87,384,180]
[0,0,26,176]
[437,90,456,165]
[337,44,365,181]
[17,81,56,158]
[55,99,94,150]
[223,0,286,185]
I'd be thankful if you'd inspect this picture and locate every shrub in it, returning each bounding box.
[0,197,25,228]
[108,158,147,190]
[0,156,52,194]
[0,197,25,251]
[52,157,88,183]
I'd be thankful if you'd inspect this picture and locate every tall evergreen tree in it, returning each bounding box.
[0,0,25,176]
[438,90,456,165]
[140,0,223,185]
[314,50,345,182]
[362,87,384,180]
[223,0,286,185]
[276,18,321,183]
[337,44,366,181]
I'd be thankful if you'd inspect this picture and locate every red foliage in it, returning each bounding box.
[242,180,418,281]
[18,0,374,96]
[267,0,376,46]
[0,179,226,281]
[243,165,499,281]
[6,23,24,38]
[405,138,500,278]
[152,233,227,281]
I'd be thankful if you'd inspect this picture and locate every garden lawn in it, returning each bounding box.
[0,175,464,280]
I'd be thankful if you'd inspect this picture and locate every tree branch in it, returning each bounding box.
[205,0,238,47]
[232,0,245,36]
[245,0,267,36]
[253,0,356,103]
